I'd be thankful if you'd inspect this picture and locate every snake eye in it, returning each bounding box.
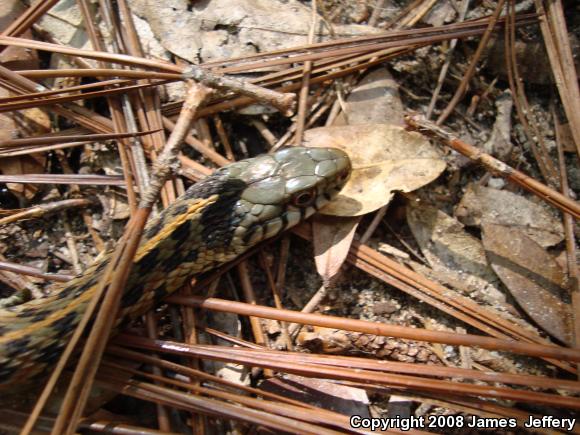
[292,188,317,207]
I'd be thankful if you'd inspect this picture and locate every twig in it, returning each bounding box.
[0,260,73,282]
[144,313,172,431]
[406,114,580,219]
[504,0,558,184]
[162,116,230,167]
[0,174,125,185]
[436,0,505,125]
[287,284,328,337]
[61,214,83,275]
[0,198,92,226]
[140,84,213,205]
[535,0,580,156]
[259,252,293,351]
[132,296,580,359]
[368,0,387,27]
[236,262,270,351]
[182,66,295,116]
[22,82,212,435]
[16,68,180,80]
[213,115,235,160]
[555,108,580,377]
[0,35,182,72]
[426,0,471,119]
[250,119,278,147]
[399,0,440,28]
[294,0,318,145]
[275,237,291,299]
[0,130,159,148]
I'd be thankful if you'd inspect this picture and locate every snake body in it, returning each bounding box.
[0,147,351,390]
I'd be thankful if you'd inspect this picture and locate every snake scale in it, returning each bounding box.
[0,147,351,391]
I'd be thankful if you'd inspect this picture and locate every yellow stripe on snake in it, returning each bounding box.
[0,147,351,390]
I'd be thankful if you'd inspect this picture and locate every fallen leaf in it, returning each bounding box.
[407,202,510,309]
[133,0,378,64]
[455,184,564,247]
[0,155,46,200]
[312,215,359,284]
[310,71,407,281]
[260,374,370,417]
[39,2,92,51]
[482,223,572,345]
[304,124,446,216]
[423,0,457,26]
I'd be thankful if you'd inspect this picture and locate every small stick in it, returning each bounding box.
[0,130,159,148]
[405,114,580,219]
[436,0,505,125]
[258,252,293,351]
[212,115,235,160]
[250,119,278,147]
[61,214,83,275]
[24,82,212,435]
[141,84,214,205]
[162,116,230,167]
[144,312,172,431]
[236,262,269,349]
[0,260,73,282]
[0,198,92,226]
[426,0,471,119]
[294,0,318,145]
[166,296,580,363]
[555,109,580,377]
[182,66,295,116]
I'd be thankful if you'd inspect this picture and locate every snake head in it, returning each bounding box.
[207,146,351,251]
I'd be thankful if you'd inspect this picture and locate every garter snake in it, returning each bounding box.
[0,147,351,390]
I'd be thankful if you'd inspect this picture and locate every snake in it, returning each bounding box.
[0,146,351,390]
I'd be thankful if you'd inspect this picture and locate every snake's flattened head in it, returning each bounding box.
[218,147,351,249]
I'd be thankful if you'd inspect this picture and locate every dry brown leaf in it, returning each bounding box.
[133,0,378,64]
[455,184,564,247]
[407,202,509,308]
[312,215,359,284]
[304,124,446,216]
[0,156,46,200]
[482,223,572,345]
[260,374,370,417]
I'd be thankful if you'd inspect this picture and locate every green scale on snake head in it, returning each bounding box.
[0,146,351,390]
